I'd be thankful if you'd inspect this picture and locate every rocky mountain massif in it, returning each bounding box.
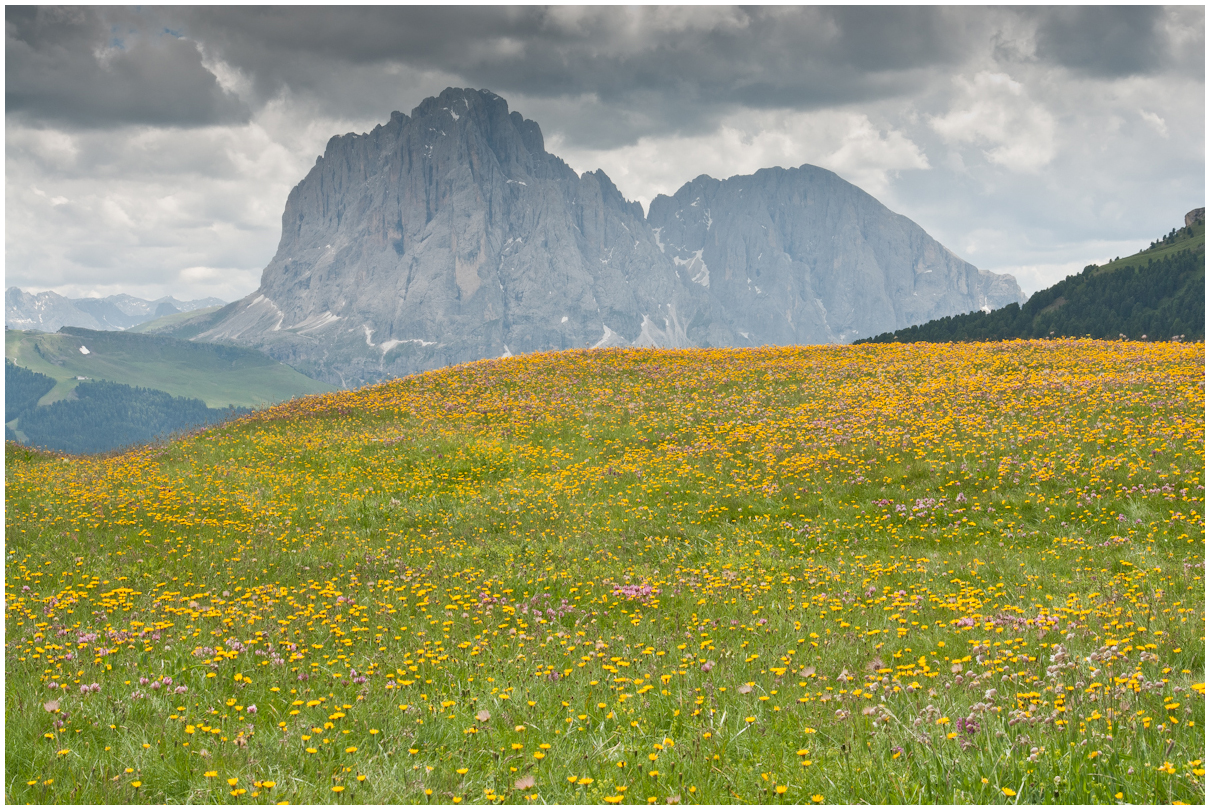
[193,87,1023,385]
[6,288,225,332]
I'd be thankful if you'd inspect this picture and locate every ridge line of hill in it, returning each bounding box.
[857,217,1204,344]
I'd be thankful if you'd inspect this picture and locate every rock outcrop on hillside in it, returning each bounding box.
[197,87,1023,385]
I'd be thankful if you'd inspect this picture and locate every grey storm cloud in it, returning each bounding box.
[4,6,1204,304]
[5,6,249,128]
[187,6,970,95]
[168,6,981,145]
[12,6,1201,140]
[1033,6,1169,78]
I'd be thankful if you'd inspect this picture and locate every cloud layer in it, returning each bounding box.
[6,6,1204,300]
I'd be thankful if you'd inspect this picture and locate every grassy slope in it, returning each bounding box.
[1096,221,1204,274]
[127,306,222,334]
[4,343,1204,805]
[5,328,333,409]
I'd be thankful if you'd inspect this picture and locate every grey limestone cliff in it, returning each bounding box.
[197,88,1023,385]
[198,88,732,386]
[647,168,1024,345]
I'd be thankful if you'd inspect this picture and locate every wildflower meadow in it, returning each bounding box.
[5,340,1204,804]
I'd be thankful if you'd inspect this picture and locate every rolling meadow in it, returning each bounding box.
[4,340,1205,804]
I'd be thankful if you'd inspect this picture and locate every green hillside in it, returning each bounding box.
[5,360,248,454]
[5,344,1203,803]
[144,300,238,339]
[5,360,54,421]
[5,326,333,409]
[1099,220,1205,273]
[859,220,1204,344]
[127,305,222,334]
[15,378,246,455]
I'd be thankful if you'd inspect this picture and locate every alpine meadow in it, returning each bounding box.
[6,5,1207,806]
[5,340,1204,804]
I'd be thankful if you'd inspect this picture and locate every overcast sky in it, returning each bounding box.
[6,6,1204,301]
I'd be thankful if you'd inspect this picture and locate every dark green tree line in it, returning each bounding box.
[5,359,56,422]
[13,379,247,455]
[859,246,1203,345]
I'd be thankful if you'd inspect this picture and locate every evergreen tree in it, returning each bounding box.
[858,243,1203,345]
[5,360,56,422]
[16,380,247,455]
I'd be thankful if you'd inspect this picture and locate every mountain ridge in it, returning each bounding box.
[177,87,1022,384]
[856,217,1205,344]
[5,288,225,332]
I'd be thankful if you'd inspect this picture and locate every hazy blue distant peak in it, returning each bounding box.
[5,287,226,332]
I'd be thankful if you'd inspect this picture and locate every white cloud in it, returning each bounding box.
[990,261,1089,296]
[1138,109,1169,138]
[8,127,80,170]
[553,109,929,208]
[3,98,388,301]
[929,72,1056,172]
[177,265,262,300]
[979,231,1156,295]
[196,45,255,100]
[4,9,1202,309]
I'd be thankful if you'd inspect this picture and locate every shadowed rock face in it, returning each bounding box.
[199,87,1023,386]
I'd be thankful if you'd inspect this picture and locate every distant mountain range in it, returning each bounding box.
[5,288,225,332]
[858,212,1204,344]
[177,87,1023,387]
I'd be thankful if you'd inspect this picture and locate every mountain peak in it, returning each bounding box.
[195,88,1022,386]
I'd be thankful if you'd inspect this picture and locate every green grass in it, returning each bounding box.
[4,342,1204,804]
[1096,222,1204,275]
[5,328,333,409]
[127,307,222,335]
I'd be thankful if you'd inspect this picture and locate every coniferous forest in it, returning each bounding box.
[859,230,1204,345]
[5,359,56,422]
[5,360,246,454]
